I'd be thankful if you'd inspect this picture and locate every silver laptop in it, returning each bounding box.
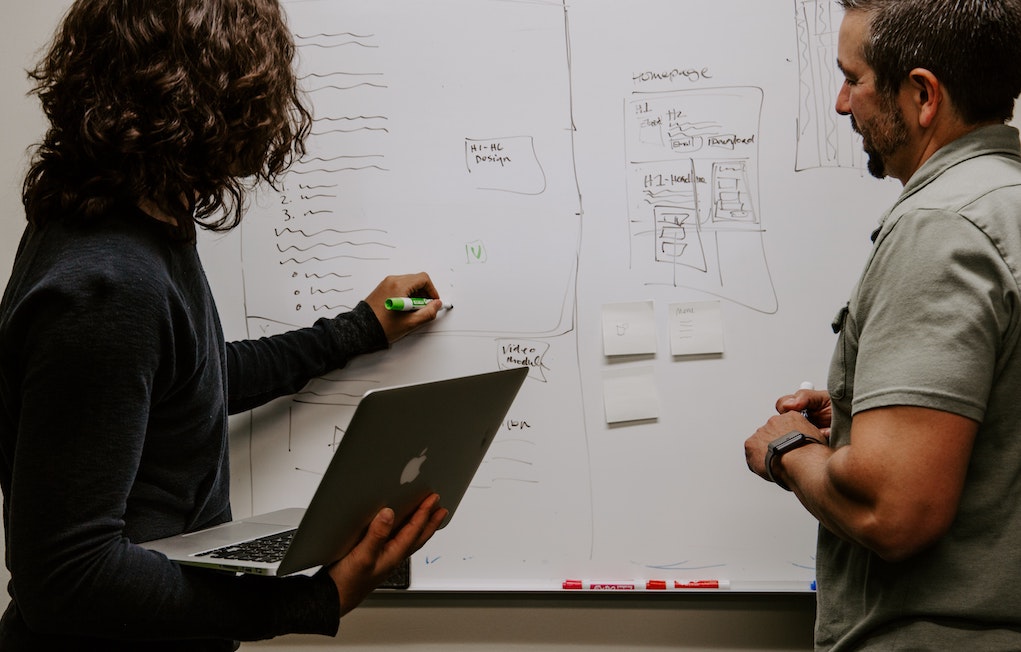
[141,367,528,577]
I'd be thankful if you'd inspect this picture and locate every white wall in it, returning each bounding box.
[0,2,816,649]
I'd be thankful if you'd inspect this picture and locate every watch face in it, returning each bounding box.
[767,431,819,491]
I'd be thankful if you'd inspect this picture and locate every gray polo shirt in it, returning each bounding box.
[818,125,1021,650]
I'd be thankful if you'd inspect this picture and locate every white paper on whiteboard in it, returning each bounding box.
[601,301,656,356]
[669,300,725,356]
[602,366,660,424]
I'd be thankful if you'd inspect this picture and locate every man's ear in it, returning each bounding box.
[908,68,941,128]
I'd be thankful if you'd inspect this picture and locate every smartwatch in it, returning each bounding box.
[765,430,823,491]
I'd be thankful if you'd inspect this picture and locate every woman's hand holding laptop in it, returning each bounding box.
[328,493,448,617]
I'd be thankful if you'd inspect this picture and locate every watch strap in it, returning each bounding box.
[765,431,823,491]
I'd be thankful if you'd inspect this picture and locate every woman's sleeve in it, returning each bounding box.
[225,302,388,414]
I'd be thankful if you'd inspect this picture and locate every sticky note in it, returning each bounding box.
[669,301,724,356]
[602,366,659,424]
[601,301,656,356]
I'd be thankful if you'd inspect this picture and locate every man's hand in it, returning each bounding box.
[745,387,831,482]
[745,391,979,561]
[745,410,824,483]
[777,386,833,438]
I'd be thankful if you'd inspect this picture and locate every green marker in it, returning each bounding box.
[384,297,453,311]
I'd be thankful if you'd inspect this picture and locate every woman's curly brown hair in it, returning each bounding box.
[22,0,313,241]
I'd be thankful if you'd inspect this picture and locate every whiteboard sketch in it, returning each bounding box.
[465,136,548,195]
[625,87,778,314]
[235,0,594,589]
[242,3,581,339]
[794,0,865,170]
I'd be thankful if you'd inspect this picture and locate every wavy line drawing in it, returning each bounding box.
[475,477,541,486]
[311,126,390,135]
[274,227,388,238]
[294,32,373,40]
[315,115,388,122]
[275,240,394,253]
[278,254,391,265]
[297,41,379,50]
[300,155,384,163]
[644,561,728,571]
[290,165,390,174]
[299,72,383,80]
[312,303,352,312]
[489,457,534,466]
[305,272,352,279]
[308,83,388,92]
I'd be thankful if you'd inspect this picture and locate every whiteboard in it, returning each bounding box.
[2,0,904,592]
[203,0,904,592]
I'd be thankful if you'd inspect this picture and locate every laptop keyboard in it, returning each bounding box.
[195,530,411,587]
[198,529,296,563]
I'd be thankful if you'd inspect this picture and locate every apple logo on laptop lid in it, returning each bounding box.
[400,448,427,485]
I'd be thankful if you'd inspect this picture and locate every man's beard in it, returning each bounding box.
[850,100,909,179]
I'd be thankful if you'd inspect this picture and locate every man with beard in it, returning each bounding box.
[744,0,1021,649]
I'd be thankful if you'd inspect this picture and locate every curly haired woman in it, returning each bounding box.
[0,1,447,649]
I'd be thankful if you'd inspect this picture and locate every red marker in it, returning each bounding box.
[674,579,729,589]
[645,579,730,590]
[562,579,640,591]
